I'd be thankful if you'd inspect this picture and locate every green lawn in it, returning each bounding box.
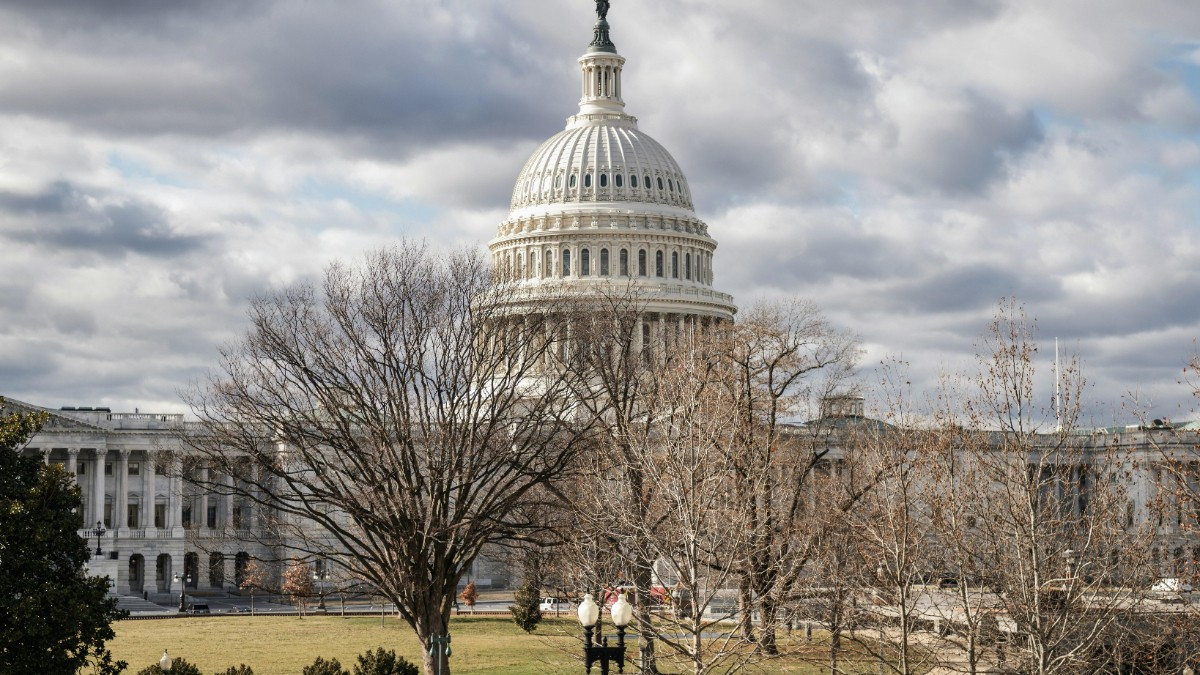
[109,615,861,674]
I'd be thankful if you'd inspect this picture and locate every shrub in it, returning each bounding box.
[353,647,419,675]
[302,656,349,675]
[458,580,478,609]
[216,666,255,675]
[509,578,543,633]
[134,657,203,675]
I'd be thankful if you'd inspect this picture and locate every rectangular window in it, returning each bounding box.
[105,463,113,476]
[232,506,243,529]
[77,462,86,475]
[182,505,192,528]
[103,503,113,529]
[155,504,166,529]
[207,504,218,528]
[127,504,139,529]
[128,462,140,476]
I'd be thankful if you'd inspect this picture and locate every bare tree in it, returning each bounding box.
[946,299,1155,675]
[182,242,594,675]
[714,299,862,654]
[568,324,758,675]
[281,561,314,617]
[846,403,937,675]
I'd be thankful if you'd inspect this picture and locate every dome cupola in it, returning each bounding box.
[488,2,736,325]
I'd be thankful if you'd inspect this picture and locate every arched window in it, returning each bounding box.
[655,251,664,277]
[599,173,608,188]
[620,249,629,276]
[562,249,571,277]
[644,175,651,190]
[544,249,553,278]
[630,174,638,188]
[581,248,591,276]
[615,173,623,188]
[531,251,538,279]
[569,174,577,189]
[671,251,679,279]
[657,177,664,191]
[685,252,691,280]
[638,250,647,276]
[600,248,610,276]
[554,175,562,189]
[668,179,674,192]
[584,173,592,188]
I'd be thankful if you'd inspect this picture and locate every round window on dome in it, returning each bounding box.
[584,173,592,189]
[615,173,623,188]
[657,177,664,191]
[599,173,608,188]
[554,175,562,189]
[644,175,651,189]
[569,174,577,189]
[630,174,638,188]
[668,179,674,192]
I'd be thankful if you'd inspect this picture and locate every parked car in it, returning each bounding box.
[187,603,211,614]
[1152,578,1193,602]
[539,597,570,612]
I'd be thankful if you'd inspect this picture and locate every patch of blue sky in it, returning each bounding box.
[301,179,440,225]
[1161,42,1200,97]
[106,152,187,188]
[1029,104,1084,133]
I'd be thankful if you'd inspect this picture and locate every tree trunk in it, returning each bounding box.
[738,575,755,642]
[417,607,452,675]
[632,563,657,674]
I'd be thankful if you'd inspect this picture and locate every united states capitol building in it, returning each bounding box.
[8,5,1200,603]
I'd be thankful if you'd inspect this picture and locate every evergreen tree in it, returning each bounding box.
[133,656,203,675]
[353,647,418,675]
[302,656,348,675]
[0,400,127,675]
[509,578,543,633]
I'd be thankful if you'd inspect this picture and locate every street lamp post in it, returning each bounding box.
[313,569,327,613]
[159,649,172,673]
[577,592,631,674]
[173,573,193,612]
[429,634,452,675]
[90,521,106,557]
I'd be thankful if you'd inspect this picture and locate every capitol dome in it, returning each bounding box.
[488,6,736,325]
[510,123,694,213]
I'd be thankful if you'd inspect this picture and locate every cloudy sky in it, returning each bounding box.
[1,0,1198,423]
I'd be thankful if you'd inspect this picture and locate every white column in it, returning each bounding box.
[222,472,234,530]
[143,452,156,533]
[41,448,51,465]
[198,467,210,530]
[170,457,184,534]
[66,448,79,486]
[92,449,108,528]
[657,312,665,360]
[247,464,259,532]
[115,449,130,531]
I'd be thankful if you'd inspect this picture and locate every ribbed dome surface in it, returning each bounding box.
[510,121,694,212]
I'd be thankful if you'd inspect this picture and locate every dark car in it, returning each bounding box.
[187,603,211,614]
